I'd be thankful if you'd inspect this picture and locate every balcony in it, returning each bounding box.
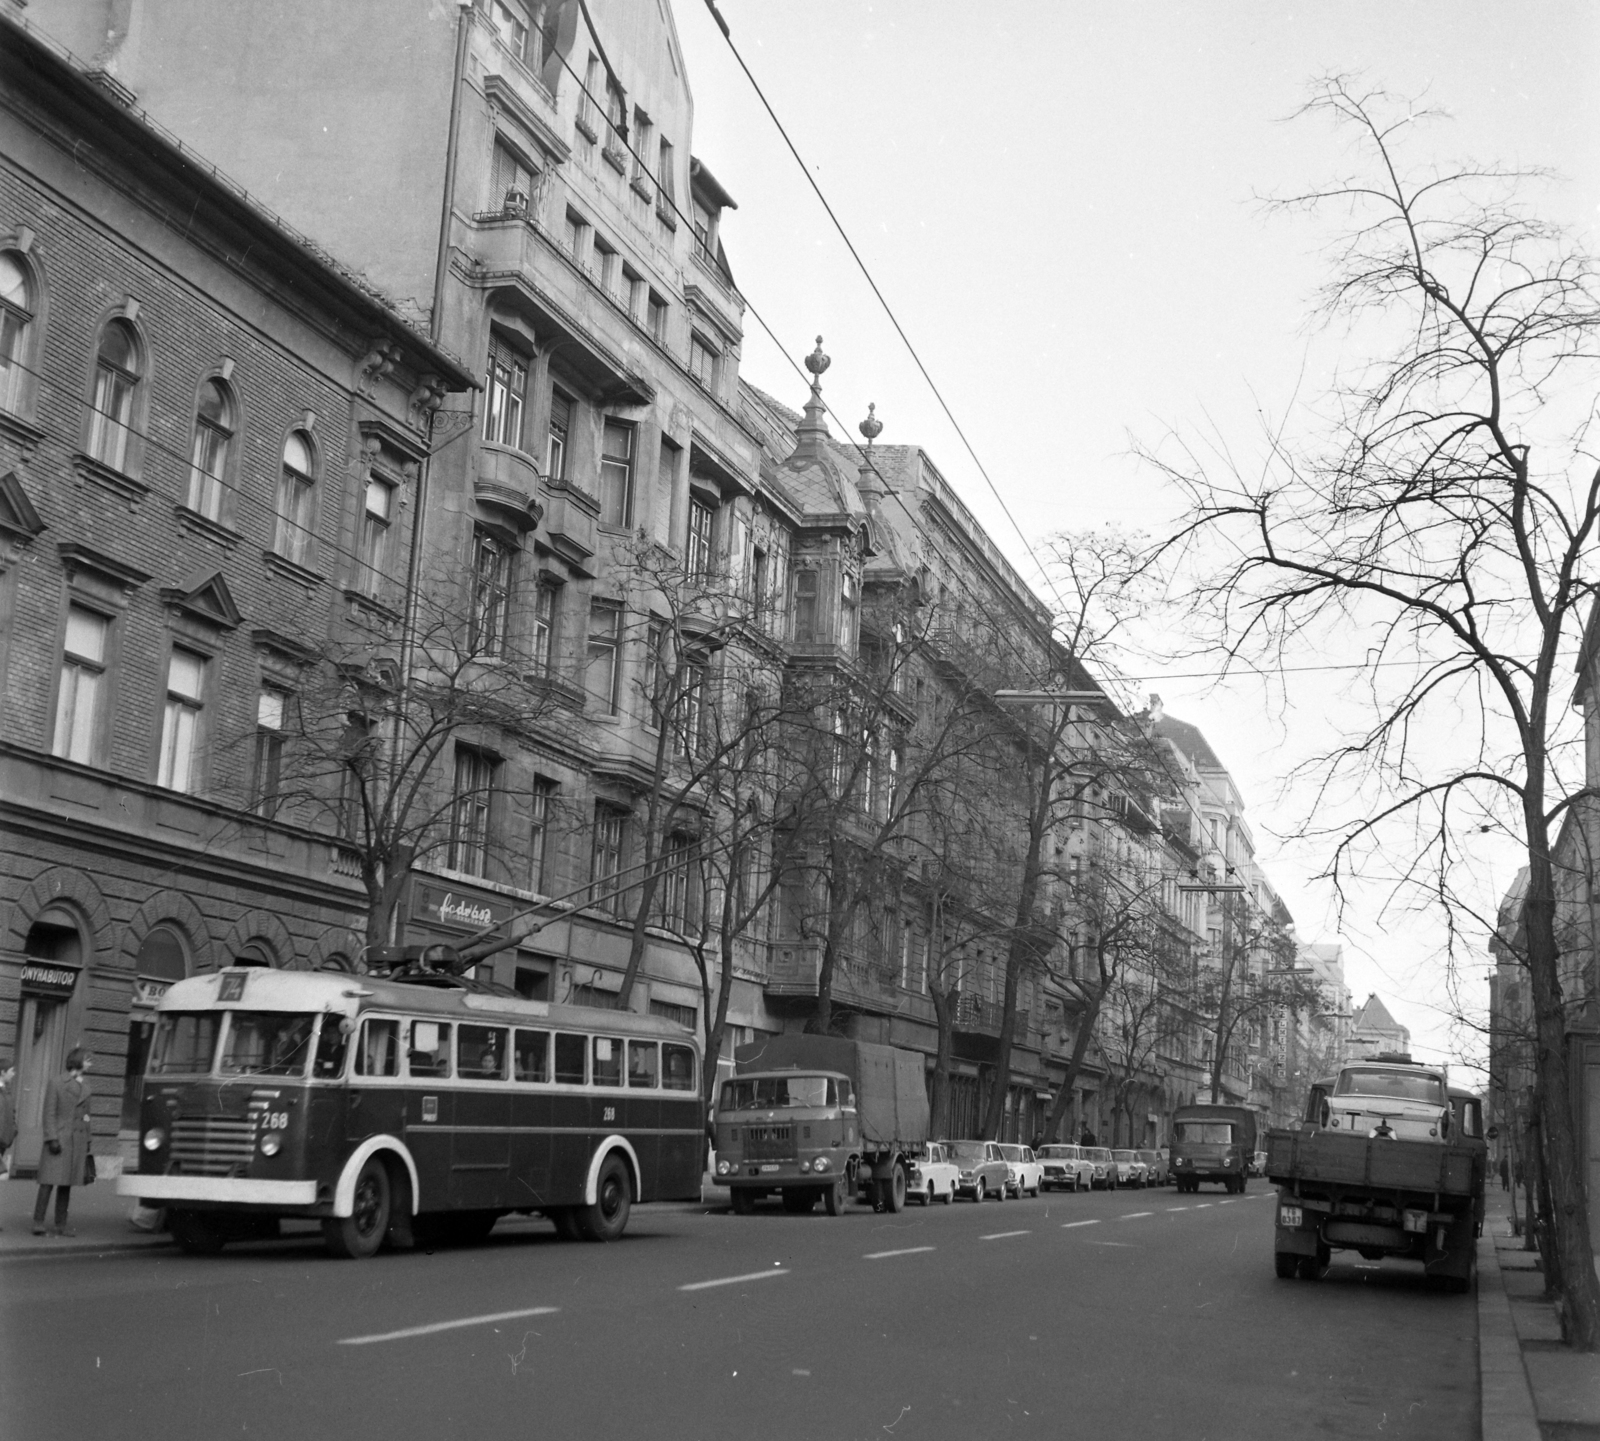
[474,444,543,533]
[536,475,600,576]
[764,943,903,1012]
[953,994,1029,1041]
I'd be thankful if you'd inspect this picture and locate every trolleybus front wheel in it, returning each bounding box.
[576,1153,632,1242]
[323,1157,391,1259]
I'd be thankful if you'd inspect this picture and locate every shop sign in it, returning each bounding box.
[413,880,516,934]
[19,962,78,996]
[134,978,173,1008]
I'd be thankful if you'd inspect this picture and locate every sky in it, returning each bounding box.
[670,1,1600,1073]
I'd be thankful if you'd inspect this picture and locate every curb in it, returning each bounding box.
[1477,1231,1541,1441]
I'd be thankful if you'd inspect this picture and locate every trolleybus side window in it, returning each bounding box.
[627,1039,659,1088]
[662,1042,695,1091]
[514,1028,550,1082]
[150,1013,220,1074]
[554,1032,587,1085]
[408,1020,451,1078]
[357,1018,400,1077]
[460,1024,507,1080]
[314,1017,350,1078]
[592,1035,622,1087]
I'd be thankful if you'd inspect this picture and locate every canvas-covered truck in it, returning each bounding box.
[1268,1067,1488,1292]
[712,1035,930,1216]
[1170,1103,1257,1193]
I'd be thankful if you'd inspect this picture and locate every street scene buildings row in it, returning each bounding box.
[0,1,1353,1175]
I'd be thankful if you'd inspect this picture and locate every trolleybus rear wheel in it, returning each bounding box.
[323,1157,391,1259]
[576,1153,631,1242]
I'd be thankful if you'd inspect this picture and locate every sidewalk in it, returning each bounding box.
[0,1166,172,1258]
[1478,1187,1600,1441]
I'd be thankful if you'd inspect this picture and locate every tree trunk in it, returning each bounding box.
[1043,985,1105,1142]
[929,984,956,1137]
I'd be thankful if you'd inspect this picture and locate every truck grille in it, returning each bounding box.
[743,1125,794,1160]
[169,1118,256,1176]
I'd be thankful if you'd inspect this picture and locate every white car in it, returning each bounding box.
[1037,1143,1094,1192]
[998,1143,1044,1198]
[906,1143,960,1204]
[1110,1148,1147,1187]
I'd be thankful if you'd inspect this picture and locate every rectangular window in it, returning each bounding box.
[591,802,626,913]
[252,686,287,818]
[689,335,717,390]
[360,476,395,596]
[564,209,588,265]
[591,236,615,290]
[649,998,698,1031]
[628,1039,659,1089]
[840,572,859,652]
[647,291,668,344]
[592,1034,623,1087]
[605,80,626,157]
[88,354,136,472]
[631,108,653,185]
[489,0,530,59]
[276,457,314,567]
[529,776,555,892]
[513,1028,550,1082]
[673,660,705,758]
[546,390,570,479]
[579,53,601,132]
[793,570,818,641]
[483,339,528,448]
[470,529,514,657]
[188,419,229,521]
[657,136,675,207]
[407,1020,452,1078]
[751,544,769,626]
[356,1018,400,1078]
[586,600,621,712]
[158,648,206,793]
[599,420,634,526]
[491,137,536,210]
[655,833,697,931]
[459,1024,508,1080]
[532,580,558,676]
[53,605,108,765]
[620,266,643,320]
[686,495,716,580]
[693,200,715,263]
[663,1042,696,1091]
[642,617,666,728]
[449,745,496,877]
[554,1032,587,1085]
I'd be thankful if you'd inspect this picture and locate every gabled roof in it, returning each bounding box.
[1351,993,1404,1034]
[160,567,243,629]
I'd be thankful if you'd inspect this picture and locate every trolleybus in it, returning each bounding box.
[117,965,703,1257]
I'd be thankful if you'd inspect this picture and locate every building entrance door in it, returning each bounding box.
[14,995,68,1174]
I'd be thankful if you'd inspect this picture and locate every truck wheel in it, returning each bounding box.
[323,1158,391,1259]
[1298,1243,1331,1281]
[822,1178,848,1216]
[1274,1251,1299,1279]
[730,1187,754,1215]
[782,1188,817,1214]
[882,1163,907,1214]
[575,1153,631,1242]
[1442,1255,1477,1295]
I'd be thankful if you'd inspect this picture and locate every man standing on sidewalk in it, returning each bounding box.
[0,1058,15,1230]
[33,1049,92,1237]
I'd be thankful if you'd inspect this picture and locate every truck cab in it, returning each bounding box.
[712,1069,855,1214]
[1325,1057,1452,1143]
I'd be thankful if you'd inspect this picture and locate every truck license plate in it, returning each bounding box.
[760,1164,779,1173]
[1279,1204,1303,1228]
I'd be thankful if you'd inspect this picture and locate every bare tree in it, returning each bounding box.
[1147,77,1600,1346]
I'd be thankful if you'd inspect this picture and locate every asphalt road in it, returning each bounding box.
[0,1180,1478,1441]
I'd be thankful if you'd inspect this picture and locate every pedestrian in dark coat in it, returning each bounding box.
[34,1048,93,1237]
[0,1058,14,1232]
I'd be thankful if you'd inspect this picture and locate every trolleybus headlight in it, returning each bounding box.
[142,1128,165,1151]
[259,1135,281,1157]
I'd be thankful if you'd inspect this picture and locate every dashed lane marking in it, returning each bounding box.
[864,1246,936,1260]
[980,1230,1031,1241]
[1061,1219,1101,1229]
[680,1269,791,1292]
[1121,1211,1152,1219]
[1194,1203,1214,1209]
[338,1306,559,1346]
[1167,1206,1190,1212]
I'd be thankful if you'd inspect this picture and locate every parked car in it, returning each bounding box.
[1037,1143,1095,1192]
[1083,1146,1117,1189]
[1110,1149,1147,1187]
[906,1143,960,1204]
[945,1140,1010,1201]
[998,1144,1044,1198]
[1138,1148,1168,1186]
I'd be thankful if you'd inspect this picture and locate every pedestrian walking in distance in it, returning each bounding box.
[0,1056,16,1231]
[34,1048,93,1237]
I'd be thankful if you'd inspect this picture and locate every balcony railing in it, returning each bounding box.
[764,942,904,1011]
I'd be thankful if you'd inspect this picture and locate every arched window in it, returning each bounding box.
[87,319,142,472]
[187,378,236,520]
[275,430,316,565]
[0,251,34,414]
[136,925,189,983]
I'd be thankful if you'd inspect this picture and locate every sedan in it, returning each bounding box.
[998,1143,1043,1198]
[1082,1146,1117,1189]
[906,1142,959,1204]
[1037,1143,1095,1192]
[1110,1149,1147,1187]
[944,1139,1010,1201]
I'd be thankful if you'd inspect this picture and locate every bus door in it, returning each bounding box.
[349,1016,426,1193]
[450,1023,510,1209]
[549,1031,594,1205]
[508,1026,553,1206]
[623,1038,662,1199]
